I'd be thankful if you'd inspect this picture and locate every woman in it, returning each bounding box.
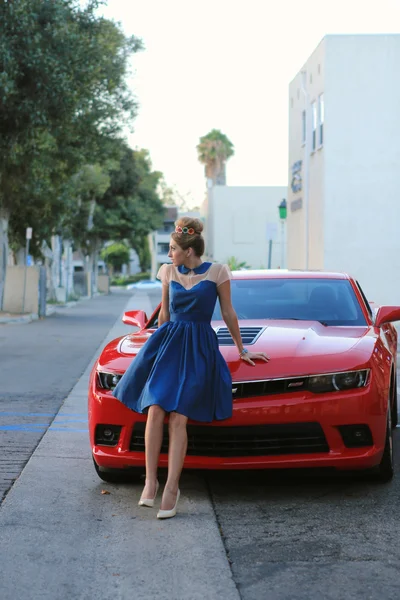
[113,217,269,519]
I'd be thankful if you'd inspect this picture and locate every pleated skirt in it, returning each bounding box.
[112,321,233,422]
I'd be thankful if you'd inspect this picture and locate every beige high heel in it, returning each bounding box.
[138,480,159,508]
[157,489,180,519]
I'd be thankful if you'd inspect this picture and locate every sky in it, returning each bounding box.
[98,0,400,208]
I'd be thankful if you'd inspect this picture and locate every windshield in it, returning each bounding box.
[212,278,367,326]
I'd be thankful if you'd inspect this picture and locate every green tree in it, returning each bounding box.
[68,163,111,274]
[101,242,130,274]
[226,256,251,271]
[135,235,152,273]
[93,144,164,271]
[197,129,234,185]
[0,0,141,282]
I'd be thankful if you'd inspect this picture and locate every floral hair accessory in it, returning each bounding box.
[175,226,195,235]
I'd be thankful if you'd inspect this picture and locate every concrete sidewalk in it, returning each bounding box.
[0,291,239,600]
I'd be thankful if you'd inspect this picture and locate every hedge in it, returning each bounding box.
[110,272,152,286]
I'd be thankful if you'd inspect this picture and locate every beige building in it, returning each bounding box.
[288,38,325,271]
[288,34,400,304]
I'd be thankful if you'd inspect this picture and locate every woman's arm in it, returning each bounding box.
[217,280,269,366]
[158,283,170,326]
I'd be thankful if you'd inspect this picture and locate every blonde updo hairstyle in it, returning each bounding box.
[171,217,205,257]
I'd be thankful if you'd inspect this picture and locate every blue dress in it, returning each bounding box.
[112,262,233,422]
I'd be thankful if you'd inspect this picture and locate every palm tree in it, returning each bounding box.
[197,129,234,186]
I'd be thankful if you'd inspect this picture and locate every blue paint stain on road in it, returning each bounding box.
[0,424,88,432]
[0,424,48,430]
[0,410,88,431]
[0,412,87,418]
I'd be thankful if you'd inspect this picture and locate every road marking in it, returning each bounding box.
[0,425,88,432]
[0,412,87,418]
[0,424,48,431]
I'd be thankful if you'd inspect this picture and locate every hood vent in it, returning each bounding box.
[216,326,264,345]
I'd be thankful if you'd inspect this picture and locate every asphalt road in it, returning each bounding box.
[207,463,400,599]
[1,288,400,600]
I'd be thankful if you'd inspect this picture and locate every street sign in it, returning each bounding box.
[266,222,278,241]
[26,227,32,240]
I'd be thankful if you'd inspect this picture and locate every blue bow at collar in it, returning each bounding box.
[178,262,211,275]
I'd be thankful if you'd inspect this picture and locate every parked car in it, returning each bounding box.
[126,279,162,291]
[89,270,399,483]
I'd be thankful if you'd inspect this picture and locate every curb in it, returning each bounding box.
[0,313,39,325]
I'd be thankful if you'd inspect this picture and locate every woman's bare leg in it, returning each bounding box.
[141,405,166,499]
[160,411,188,510]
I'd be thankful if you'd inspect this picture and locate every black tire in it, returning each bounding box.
[371,407,394,483]
[92,457,144,484]
[391,374,398,428]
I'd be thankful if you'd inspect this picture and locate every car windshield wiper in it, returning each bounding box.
[277,317,302,320]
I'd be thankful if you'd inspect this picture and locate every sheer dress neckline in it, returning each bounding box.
[157,262,232,291]
[172,263,213,290]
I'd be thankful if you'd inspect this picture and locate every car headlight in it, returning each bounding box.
[308,370,369,393]
[97,372,123,390]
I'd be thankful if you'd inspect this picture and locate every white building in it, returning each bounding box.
[201,186,287,269]
[288,34,400,304]
[179,209,201,221]
[150,206,178,278]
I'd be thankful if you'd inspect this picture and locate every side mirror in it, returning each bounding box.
[375,306,400,327]
[122,310,148,329]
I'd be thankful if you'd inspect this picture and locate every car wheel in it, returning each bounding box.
[371,407,394,483]
[92,457,144,483]
[391,375,398,428]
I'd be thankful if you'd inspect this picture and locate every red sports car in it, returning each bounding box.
[89,270,400,483]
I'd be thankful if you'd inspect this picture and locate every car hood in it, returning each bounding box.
[220,320,376,379]
[98,320,377,380]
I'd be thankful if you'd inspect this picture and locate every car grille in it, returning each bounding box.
[216,326,264,345]
[129,422,329,457]
[232,377,308,399]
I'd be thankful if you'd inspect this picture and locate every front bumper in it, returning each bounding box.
[89,373,388,472]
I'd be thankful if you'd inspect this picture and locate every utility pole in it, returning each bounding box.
[22,227,32,313]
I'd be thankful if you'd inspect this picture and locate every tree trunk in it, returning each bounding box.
[76,246,87,273]
[63,239,74,301]
[90,237,100,293]
[51,235,62,291]
[87,198,96,231]
[43,239,57,302]
[0,207,10,309]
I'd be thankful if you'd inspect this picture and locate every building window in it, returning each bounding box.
[301,110,306,145]
[157,243,170,254]
[157,222,175,234]
[311,101,317,151]
[164,222,175,233]
[318,93,324,147]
